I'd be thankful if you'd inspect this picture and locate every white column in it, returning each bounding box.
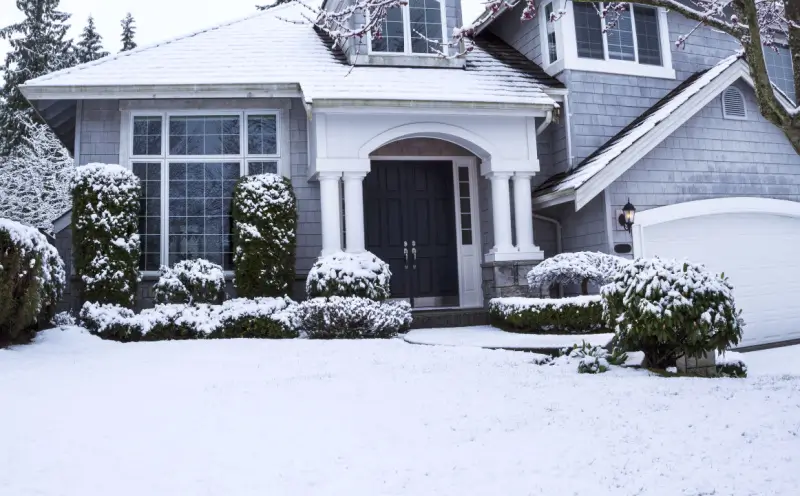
[343,172,367,253]
[318,171,342,256]
[488,172,514,255]
[512,172,536,253]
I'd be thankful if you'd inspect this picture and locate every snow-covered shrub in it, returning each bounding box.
[602,257,743,369]
[139,304,219,341]
[71,164,140,308]
[716,351,748,378]
[489,295,606,334]
[294,297,411,339]
[0,218,65,345]
[232,174,297,298]
[527,252,630,295]
[558,341,627,374]
[51,311,76,328]
[306,251,392,301]
[79,301,142,342]
[0,116,75,234]
[211,297,298,339]
[153,259,226,305]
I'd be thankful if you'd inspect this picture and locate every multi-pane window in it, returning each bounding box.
[457,167,473,245]
[764,45,795,101]
[543,2,559,64]
[370,0,446,55]
[575,3,663,66]
[129,111,282,273]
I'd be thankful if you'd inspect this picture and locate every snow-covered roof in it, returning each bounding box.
[22,4,559,108]
[534,54,745,204]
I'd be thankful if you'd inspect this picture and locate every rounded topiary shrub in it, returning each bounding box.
[527,252,630,295]
[306,251,391,301]
[0,218,66,346]
[489,295,606,334]
[602,257,743,369]
[79,301,142,342]
[212,297,298,339]
[232,174,297,298]
[153,258,226,305]
[71,163,140,308]
[294,296,411,339]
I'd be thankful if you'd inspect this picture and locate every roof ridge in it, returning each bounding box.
[25,5,288,85]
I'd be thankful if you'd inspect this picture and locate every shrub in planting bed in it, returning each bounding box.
[306,251,391,301]
[489,295,606,334]
[293,296,412,339]
[527,251,630,295]
[153,258,226,305]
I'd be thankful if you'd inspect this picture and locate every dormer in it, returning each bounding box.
[323,0,466,68]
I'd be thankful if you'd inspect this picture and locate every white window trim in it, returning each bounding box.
[366,0,449,57]
[121,109,288,276]
[550,0,675,79]
[539,0,562,67]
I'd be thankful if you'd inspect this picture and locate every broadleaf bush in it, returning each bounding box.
[306,251,392,301]
[489,295,607,334]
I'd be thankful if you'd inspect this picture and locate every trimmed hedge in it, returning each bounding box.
[602,257,743,369]
[153,258,226,304]
[294,297,412,339]
[232,174,297,298]
[0,218,66,346]
[306,251,392,301]
[527,251,630,295]
[71,164,140,308]
[489,295,606,334]
[211,297,298,339]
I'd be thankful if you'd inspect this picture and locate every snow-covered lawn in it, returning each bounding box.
[405,325,614,349]
[2,327,800,496]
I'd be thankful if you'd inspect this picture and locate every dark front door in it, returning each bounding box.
[364,161,459,308]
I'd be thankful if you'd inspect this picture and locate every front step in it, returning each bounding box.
[410,308,489,330]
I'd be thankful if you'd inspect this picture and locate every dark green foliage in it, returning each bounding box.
[79,302,142,342]
[211,314,297,339]
[232,174,297,298]
[602,257,743,369]
[296,297,412,339]
[75,16,108,64]
[0,0,75,155]
[489,297,607,334]
[71,164,141,308]
[0,220,65,346]
[152,259,226,305]
[120,13,136,51]
[306,251,392,301]
[717,360,748,378]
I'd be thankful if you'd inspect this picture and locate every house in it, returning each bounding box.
[21,0,800,348]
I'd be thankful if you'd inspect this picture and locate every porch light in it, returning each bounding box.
[619,199,636,233]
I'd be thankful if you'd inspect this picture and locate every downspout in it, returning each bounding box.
[564,95,574,168]
[536,109,553,135]
[532,213,563,297]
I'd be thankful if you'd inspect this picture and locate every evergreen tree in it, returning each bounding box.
[0,0,74,156]
[75,16,109,64]
[120,13,137,52]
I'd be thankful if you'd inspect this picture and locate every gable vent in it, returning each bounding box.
[722,87,747,119]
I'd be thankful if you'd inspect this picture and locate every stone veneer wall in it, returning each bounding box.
[481,260,541,301]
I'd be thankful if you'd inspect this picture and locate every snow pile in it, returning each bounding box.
[527,251,630,293]
[602,256,744,368]
[306,251,392,301]
[153,258,226,304]
[489,295,606,334]
[295,297,412,339]
[491,295,602,315]
[232,173,297,298]
[71,163,141,307]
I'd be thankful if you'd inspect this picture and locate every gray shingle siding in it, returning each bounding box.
[79,100,120,165]
[491,2,544,67]
[608,80,800,246]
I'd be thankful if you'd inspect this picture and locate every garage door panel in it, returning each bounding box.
[642,212,800,347]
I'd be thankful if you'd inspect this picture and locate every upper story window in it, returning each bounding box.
[370,0,447,55]
[764,45,795,102]
[542,2,559,64]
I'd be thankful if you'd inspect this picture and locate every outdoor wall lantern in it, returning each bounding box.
[618,199,636,233]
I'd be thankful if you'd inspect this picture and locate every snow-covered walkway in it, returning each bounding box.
[1,327,799,496]
[404,325,614,349]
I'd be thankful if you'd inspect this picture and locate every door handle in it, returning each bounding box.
[403,241,409,270]
[411,240,417,270]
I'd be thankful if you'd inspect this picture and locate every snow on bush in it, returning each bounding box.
[716,351,748,378]
[71,163,140,308]
[153,258,226,305]
[0,116,75,234]
[79,297,297,342]
[306,251,392,301]
[294,296,412,339]
[232,174,297,298]
[489,295,606,334]
[0,217,66,345]
[542,341,628,374]
[51,311,76,328]
[527,252,630,295]
[602,257,743,369]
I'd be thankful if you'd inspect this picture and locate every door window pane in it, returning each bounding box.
[168,162,240,270]
[371,6,405,53]
[132,162,162,271]
[247,115,277,155]
[634,6,662,65]
[409,0,443,54]
[169,116,240,155]
[132,117,162,156]
[574,3,604,59]
[606,8,635,61]
[457,166,473,245]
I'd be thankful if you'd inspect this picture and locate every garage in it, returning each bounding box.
[632,197,800,348]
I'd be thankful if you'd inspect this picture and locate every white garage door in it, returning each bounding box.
[635,199,800,348]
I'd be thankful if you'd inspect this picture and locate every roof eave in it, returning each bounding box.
[20,82,304,101]
[532,188,575,209]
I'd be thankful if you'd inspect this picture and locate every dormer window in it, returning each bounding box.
[370,0,447,55]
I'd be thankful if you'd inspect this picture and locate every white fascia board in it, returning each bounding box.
[311,99,557,115]
[20,83,303,101]
[532,188,575,209]
[573,61,748,211]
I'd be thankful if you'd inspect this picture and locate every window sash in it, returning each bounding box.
[368,0,448,56]
[544,2,559,64]
[574,3,661,67]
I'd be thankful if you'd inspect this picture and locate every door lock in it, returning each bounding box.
[411,240,417,270]
[403,241,409,270]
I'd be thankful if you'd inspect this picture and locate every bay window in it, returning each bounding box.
[370,0,448,55]
[128,111,283,273]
